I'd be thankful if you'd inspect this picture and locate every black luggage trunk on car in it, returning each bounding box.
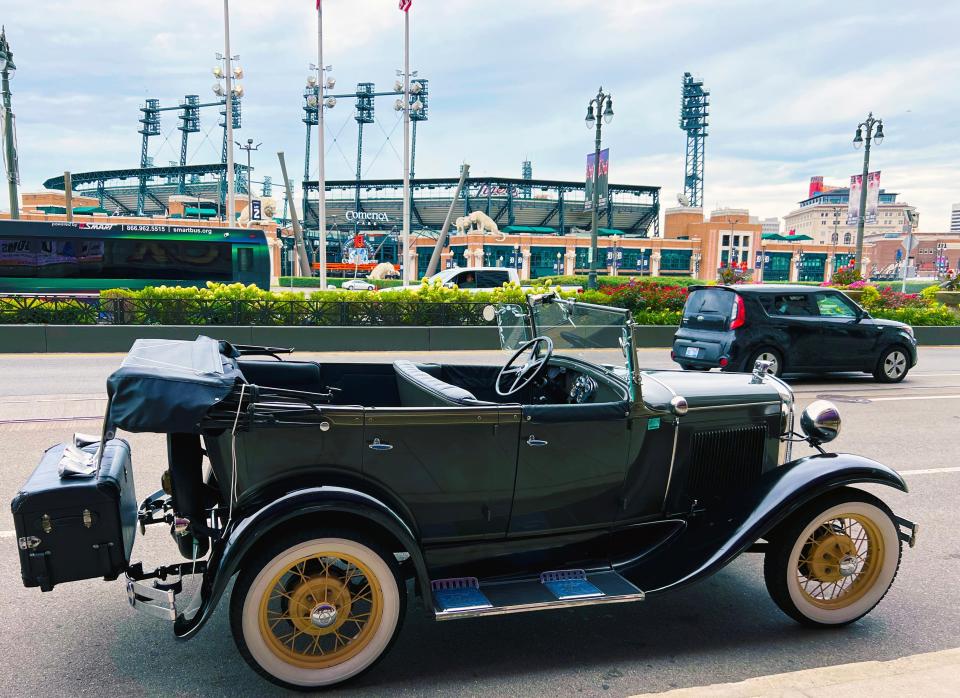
[11,440,137,591]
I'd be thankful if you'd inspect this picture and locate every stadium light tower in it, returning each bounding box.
[679,72,709,209]
[0,26,19,219]
[585,86,613,290]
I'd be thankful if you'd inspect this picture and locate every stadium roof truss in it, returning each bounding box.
[43,163,249,217]
[301,176,660,238]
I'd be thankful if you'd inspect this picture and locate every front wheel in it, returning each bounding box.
[230,529,406,690]
[873,346,910,383]
[763,488,901,627]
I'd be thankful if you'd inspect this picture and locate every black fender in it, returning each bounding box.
[173,486,431,639]
[618,452,908,594]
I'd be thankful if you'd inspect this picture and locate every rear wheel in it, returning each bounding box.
[873,346,910,383]
[230,529,406,690]
[763,488,901,627]
[746,347,783,378]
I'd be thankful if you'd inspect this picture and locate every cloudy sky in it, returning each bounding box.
[2,0,959,229]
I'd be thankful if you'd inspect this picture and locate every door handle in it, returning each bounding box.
[368,438,393,451]
[526,435,548,447]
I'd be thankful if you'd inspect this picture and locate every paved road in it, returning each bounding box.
[1,347,958,697]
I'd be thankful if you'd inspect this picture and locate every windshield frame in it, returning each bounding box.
[494,293,640,402]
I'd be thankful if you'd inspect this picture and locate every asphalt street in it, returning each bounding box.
[0,347,958,697]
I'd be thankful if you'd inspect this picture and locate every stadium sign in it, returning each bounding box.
[345,211,390,222]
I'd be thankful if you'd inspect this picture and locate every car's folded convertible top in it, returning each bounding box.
[106,336,243,433]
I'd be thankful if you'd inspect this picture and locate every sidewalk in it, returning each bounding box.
[632,648,960,697]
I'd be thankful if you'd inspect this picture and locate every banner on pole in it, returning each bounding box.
[583,148,609,212]
[584,152,596,211]
[598,148,609,207]
[864,171,881,224]
[846,174,862,225]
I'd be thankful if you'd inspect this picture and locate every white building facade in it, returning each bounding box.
[951,203,960,233]
[783,186,915,247]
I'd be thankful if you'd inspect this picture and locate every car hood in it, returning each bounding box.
[867,317,911,330]
[640,369,786,412]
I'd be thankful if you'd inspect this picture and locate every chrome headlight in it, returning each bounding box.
[800,400,841,445]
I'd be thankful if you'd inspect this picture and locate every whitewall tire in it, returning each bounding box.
[763,488,901,627]
[230,531,405,690]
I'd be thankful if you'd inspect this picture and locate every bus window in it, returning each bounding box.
[237,246,253,272]
[0,238,36,277]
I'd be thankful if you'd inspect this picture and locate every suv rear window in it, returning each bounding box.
[684,288,734,318]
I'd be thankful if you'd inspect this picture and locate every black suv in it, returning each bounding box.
[672,284,918,382]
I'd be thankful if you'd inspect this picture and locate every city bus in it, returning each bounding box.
[0,220,271,292]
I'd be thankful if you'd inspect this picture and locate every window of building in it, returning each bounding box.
[843,232,852,244]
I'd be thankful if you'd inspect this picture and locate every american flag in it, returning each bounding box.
[399,0,412,11]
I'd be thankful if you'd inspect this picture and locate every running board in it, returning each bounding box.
[431,569,645,620]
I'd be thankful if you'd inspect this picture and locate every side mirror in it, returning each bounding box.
[482,305,497,323]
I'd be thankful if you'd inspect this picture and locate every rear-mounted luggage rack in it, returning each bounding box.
[125,560,207,622]
[431,568,645,620]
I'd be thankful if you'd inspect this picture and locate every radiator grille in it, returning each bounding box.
[685,424,767,499]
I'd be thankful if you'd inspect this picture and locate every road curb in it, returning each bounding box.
[631,647,960,697]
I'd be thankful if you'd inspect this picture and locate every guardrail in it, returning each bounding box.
[0,295,493,327]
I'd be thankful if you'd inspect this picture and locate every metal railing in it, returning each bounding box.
[0,294,493,327]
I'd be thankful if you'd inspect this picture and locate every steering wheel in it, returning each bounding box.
[496,336,554,397]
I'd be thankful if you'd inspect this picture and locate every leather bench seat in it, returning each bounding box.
[393,360,492,407]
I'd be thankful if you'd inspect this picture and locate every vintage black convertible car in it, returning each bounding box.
[12,294,917,690]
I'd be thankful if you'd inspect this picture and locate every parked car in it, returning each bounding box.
[672,284,918,382]
[379,266,582,293]
[11,296,916,690]
[340,278,377,291]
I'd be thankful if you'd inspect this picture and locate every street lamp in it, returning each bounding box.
[584,86,613,290]
[0,26,19,219]
[235,138,261,216]
[852,112,884,274]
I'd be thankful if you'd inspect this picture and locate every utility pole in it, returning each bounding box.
[400,3,412,284]
[222,0,236,225]
[0,27,19,219]
[277,151,312,278]
[236,138,261,214]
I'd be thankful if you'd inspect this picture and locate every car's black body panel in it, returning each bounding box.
[619,453,908,594]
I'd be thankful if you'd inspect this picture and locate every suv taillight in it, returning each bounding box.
[729,294,746,330]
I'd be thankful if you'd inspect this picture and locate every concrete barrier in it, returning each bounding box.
[2,323,960,353]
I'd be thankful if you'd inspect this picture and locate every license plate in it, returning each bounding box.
[685,346,699,358]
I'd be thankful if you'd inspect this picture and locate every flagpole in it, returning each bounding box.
[401,7,411,284]
[317,1,328,289]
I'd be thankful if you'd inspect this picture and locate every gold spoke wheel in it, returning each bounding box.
[794,513,884,610]
[258,552,383,670]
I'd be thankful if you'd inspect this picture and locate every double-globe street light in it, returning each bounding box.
[585,87,613,290]
[852,112,884,275]
[235,138,261,215]
[0,26,18,219]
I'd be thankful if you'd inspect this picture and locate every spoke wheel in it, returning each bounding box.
[232,532,405,690]
[764,488,901,627]
[259,552,383,669]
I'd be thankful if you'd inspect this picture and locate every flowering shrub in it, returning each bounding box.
[717,266,753,285]
[598,281,688,314]
[829,268,862,287]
